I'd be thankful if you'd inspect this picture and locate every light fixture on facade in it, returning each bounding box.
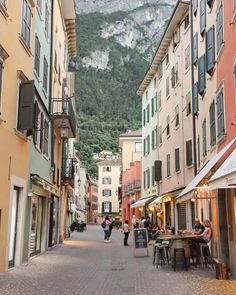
[58,121,69,139]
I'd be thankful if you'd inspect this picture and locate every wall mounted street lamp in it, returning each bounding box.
[58,121,69,139]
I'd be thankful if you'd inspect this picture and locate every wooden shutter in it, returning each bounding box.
[33,102,39,144]
[143,109,146,126]
[39,112,44,151]
[198,55,206,95]
[234,0,236,12]
[152,130,154,149]
[17,80,35,134]
[177,202,187,230]
[217,90,224,138]
[193,82,199,115]
[166,115,170,135]
[152,166,155,186]
[206,26,215,74]
[109,202,112,213]
[154,160,162,181]
[193,33,198,65]
[209,101,216,146]
[200,0,206,36]
[217,4,223,53]
[171,67,175,87]
[102,202,104,213]
[175,148,180,172]
[147,104,150,122]
[147,135,150,154]
[202,119,207,156]
[186,140,193,166]
[143,171,146,189]
[147,169,150,188]
[151,97,154,116]
[167,154,170,177]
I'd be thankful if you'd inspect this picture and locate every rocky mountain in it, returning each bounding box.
[74,0,176,177]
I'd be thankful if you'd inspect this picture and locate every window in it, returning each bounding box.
[217,89,225,139]
[185,45,190,70]
[184,14,190,29]
[43,120,48,156]
[166,115,170,136]
[193,0,198,16]
[21,0,32,47]
[146,90,148,101]
[202,119,207,157]
[200,0,206,36]
[167,154,170,177]
[146,104,150,123]
[206,26,215,74]
[154,92,158,112]
[103,202,111,213]
[43,57,48,92]
[39,112,44,151]
[193,33,198,65]
[186,140,193,166]
[102,189,112,197]
[102,177,111,184]
[159,126,162,144]
[45,4,49,39]
[175,148,180,172]
[146,169,150,188]
[158,63,163,80]
[216,3,224,53]
[173,28,180,49]
[143,108,146,126]
[0,62,3,109]
[193,83,199,115]
[175,105,179,127]
[103,167,111,172]
[209,101,216,146]
[166,77,170,97]
[143,138,146,156]
[166,53,169,65]
[135,142,142,153]
[152,127,157,150]
[186,92,191,116]
[143,171,146,189]
[171,64,178,88]
[152,166,155,186]
[154,77,157,89]
[198,55,206,95]
[33,102,40,144]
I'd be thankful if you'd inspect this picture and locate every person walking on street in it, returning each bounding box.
[108,219,113,241]
[102,216,111,243]
[123,220,130,246]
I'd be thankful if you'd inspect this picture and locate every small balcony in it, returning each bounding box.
[51,98,76,138]
[62,157,74,186]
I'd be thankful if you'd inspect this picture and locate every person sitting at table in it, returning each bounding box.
[192,218,205,235]
[195,219,212,243]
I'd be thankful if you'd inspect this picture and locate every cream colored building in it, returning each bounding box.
[97,159,121,221]
[138,1,194,229]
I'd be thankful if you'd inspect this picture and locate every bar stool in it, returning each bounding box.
[155,244,169,268]
[173,240,188,271]
[153,242,162,265]
[199,243,213,268]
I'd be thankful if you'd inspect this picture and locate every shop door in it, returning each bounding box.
[8,187,19,268]
[218,189,230,266]
[177,202,187,230]
[49,196,59,247]
[30,196,43,256]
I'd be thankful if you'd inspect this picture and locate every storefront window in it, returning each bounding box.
[30,196,43,256]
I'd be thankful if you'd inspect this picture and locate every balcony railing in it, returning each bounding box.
[51,98,76,138]
[62,157,74,185]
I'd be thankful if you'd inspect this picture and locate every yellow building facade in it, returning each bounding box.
[0,0,35,271]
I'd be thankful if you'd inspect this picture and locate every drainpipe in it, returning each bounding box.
[49,0,54,168]
[190,1,198,215]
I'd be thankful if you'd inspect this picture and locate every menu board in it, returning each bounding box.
[134,229,148,249]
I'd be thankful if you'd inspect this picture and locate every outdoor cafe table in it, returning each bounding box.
[156,234,197,268]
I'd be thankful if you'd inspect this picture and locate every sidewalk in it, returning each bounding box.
[0,225,235,295]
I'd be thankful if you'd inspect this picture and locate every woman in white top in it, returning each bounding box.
[196,219,212,243]
[123,220,130,246]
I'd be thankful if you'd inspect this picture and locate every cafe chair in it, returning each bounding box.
[153,242,162,265]
[155,243,170,268]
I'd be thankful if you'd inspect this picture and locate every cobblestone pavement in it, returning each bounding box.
[0,226,236,295]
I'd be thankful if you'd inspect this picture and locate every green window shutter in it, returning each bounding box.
[143,139,146,156]
[209,101,216,146]
[147,104,150,122]
[200,0,206,36]
[102,202,104,213]
[193,82,199,115]
[17,80,35,134]
[198,55,206,95]
[109,202,112,213]
[186,140,193,166]
[193,33,198,65]
[143,109,146,126]
[234,0,236,12]
[197,136,200,168]
[152,130,154,150]
[152,166,155,186]
[151,97,154,116]
[175,148,180,172]
[167,154,170,177]
[143,171,146,189]
[217,4,224,52]
[147,135,150,154]
[147,169,150,188]
[217,90,225,139]
[202,119,207,157]
[206,26,215,74]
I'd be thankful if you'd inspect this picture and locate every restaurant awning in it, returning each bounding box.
[209,148,236,190]
[149,196,163,206]
[176,138,236,203]
[131,196,154,208]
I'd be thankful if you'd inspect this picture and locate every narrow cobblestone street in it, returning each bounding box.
[0,226,236,295]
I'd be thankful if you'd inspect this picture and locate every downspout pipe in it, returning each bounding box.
[49,0,54,168]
